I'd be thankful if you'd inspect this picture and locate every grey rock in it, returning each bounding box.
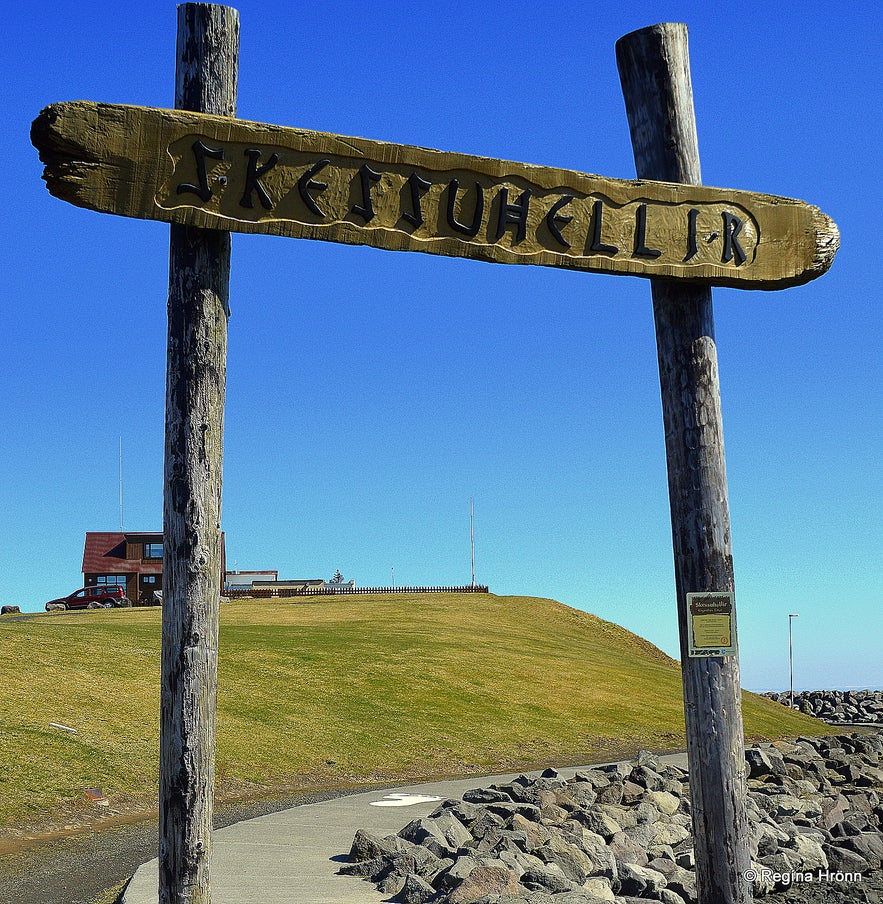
[511,812,552,850]
[745,747,788,779]
[486,802,542,822]
[565,783,598,809]
[397,873,437,904]
[581,876,615,901]
[519,861,576,894]
[572,807,621,839]
[535,834,593,883]
[597,803,635,829]
[348,828,395,862]
[463,787,513,804]
[447,864,520,902]
[823,841,870,873]
[593,781,624,806]
[650,822,691,847]
[658,889,689,904]
[436,855,479,890]
[784,831,828,870]
[398,817,456,858]
[434,811,474,850]
[836,831,883,868]
[617,862,667,897]
[607,831,648,867]
[646,843,675,862]
[646,790,681,816]
[573,769,612,788]
[622,822,656,848]
[338,855,388,879]
[655,868,697,904]
[437,799,481,824]
[628,765,666,791]
[633,800,659,825]
[466,808,506,840]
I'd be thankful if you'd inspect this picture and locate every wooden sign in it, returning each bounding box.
[32,100,838,290]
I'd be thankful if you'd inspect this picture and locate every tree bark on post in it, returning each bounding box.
[616,24,752,904]
[160,5,238,903]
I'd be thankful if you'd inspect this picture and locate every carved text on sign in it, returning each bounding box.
[31,102,839,289]
[164,135,753,269]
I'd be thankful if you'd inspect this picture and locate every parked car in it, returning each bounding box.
[44,585,132,611]
[137,589,163,606]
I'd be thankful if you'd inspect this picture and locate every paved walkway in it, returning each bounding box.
[122,755,689,904]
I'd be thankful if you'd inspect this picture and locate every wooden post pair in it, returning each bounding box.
[159,12,751,903]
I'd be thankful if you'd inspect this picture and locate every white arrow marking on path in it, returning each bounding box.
[369,793,443,808]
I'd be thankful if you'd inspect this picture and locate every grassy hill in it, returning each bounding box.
[0,593,824,835]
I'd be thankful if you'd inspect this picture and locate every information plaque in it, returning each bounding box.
[686,591,738,657]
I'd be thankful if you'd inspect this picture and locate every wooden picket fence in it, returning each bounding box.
[226,584,489,599]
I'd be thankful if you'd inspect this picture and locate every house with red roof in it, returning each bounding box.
[82,531,226,604]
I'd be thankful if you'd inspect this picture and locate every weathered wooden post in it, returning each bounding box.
[617,23,752,904]
[160,5,238,903]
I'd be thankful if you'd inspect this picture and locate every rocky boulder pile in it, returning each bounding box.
[342,731,883,903]
[764,690,883,725]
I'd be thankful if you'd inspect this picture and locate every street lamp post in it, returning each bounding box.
[789,613,799,709]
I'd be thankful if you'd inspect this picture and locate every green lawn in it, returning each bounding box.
[0,594,823,832]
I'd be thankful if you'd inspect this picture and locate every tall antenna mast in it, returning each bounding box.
[119,435,124,531]
[470,496,475,587]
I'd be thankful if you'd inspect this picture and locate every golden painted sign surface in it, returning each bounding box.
[687,592,738,658]
[32,101,838,289]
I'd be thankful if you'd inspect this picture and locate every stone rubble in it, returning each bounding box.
[764,690,883,725]
[342,731,883,903]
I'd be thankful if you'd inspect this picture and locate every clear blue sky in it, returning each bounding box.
[2,1,880,692]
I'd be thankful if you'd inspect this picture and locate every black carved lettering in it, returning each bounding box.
[546,195,574,248]
[633,204,662,258]
[494,187,531,243]
[446,179,484,237]
[298,159,330,218]
[351,163,382,222]
[177,139,224,203]
[403,172,431,228]
[721,211,747,265]
[685,208,700,261]
[589,199,618,254]
[240,149,279,210]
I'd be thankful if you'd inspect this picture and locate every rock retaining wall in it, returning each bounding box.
[343,731,883,903]
[765,690,883,725]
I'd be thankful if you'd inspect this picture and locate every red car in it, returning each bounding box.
[45,585,132,611]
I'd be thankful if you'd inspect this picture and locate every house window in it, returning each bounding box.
[95,574,128,587]
[144,543,163,559]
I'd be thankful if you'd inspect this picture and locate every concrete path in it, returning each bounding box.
[122,754,689,904]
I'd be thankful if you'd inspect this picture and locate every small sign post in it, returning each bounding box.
[31,11,838,904]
